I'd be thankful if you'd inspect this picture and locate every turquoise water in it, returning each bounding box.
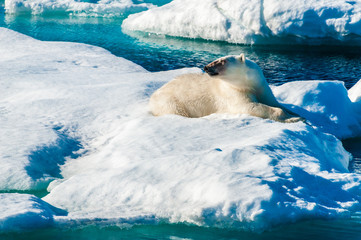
[3,218,361,240]
[2,4,361,239]
[2,7,361,88]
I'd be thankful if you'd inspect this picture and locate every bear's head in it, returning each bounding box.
[204,54,265,89]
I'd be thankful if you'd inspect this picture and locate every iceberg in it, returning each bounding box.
[4,0,155,17]
[122,0,361,45]
[1,27,361,231]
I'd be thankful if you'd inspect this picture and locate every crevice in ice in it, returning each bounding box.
[25,126,82,182]
[259,0,272,37]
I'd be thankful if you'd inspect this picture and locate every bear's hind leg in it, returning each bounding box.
[173,99,190,117]
[149,94,189,117]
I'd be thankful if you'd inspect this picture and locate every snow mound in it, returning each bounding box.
[1,27,361,231]
[274,80,361,139]
[122,0,361,45]
[4,0,155,17]
[0,194,65,232]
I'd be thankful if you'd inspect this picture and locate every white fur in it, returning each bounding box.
[149,54,302,123]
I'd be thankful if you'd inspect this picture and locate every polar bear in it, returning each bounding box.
[149,54,302,123]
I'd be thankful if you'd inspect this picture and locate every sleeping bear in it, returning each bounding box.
[149,54,302,123]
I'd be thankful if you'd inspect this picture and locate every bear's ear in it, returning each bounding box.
[239,53,246,62]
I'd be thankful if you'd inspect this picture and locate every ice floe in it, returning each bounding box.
[1,27,361,231]
[122,0,361,44]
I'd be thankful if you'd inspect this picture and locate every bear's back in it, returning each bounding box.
[149,73,220,117]
[156,73,216,98]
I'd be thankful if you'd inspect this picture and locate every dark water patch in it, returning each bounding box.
[342,137,361,173]
[26,126,82,181]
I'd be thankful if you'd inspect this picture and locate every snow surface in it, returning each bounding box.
[122,0,361,44]
[2,27,361,231]
[5,0,155,17]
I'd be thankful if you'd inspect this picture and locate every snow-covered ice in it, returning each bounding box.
[274,81,361,139]
[0,27,147,190]
[122,0,361,44]
[1,27,361,231]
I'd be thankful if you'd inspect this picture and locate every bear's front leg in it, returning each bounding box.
[246,103,304,123]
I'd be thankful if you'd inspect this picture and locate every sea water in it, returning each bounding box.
[1,2,361,239]
[2,7,361,88]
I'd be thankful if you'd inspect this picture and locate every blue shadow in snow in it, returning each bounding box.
[26,126,82,181]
